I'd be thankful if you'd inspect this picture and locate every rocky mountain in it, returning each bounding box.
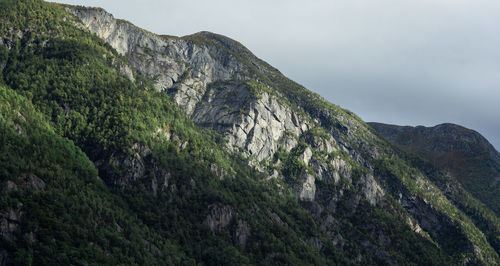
[369,122,500,215]
[1,0,499,264]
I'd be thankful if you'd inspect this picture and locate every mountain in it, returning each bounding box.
[1,0,499,264]
[369,122,500,215]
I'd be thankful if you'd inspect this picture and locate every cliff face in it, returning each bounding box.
[1,1,499,264]
[67,7,500,264]
[69,6,387,203]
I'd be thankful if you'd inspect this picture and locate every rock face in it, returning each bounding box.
[71,7,311,165]
[68,8,250,116]
[1,174,46,246]
[191,81,310,162]
[72,8,330,204]
[0,208,22,242]
[204,204,234,234]
[299,173,316,201]
[233,219,251,247]
[68,7,500,263]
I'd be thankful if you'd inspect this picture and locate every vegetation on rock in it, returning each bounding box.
[0,0,498,265]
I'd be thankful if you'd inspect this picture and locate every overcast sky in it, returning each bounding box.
[51,0,500,151]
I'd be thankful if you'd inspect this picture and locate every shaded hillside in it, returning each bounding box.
[369,122,500,215]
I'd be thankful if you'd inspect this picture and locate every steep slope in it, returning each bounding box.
[369,122,500,215]
[0,86,192,264]
[68,4,499,264]
[369,122,500,259]
[0,0,498,264]
[0,84,348,265]
[0,1,345,264]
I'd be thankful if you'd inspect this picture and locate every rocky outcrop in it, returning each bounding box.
[1,173,46,245]
[3,173,46,193]
[69,8,311,164]
[360,174,384,205]
[299,173,316,201]
[191,81,310,162]
[105,143,151,186]
[233,219,251,247]
[68,8,250,116]
[204,204,234,234]
[0,207,22,241]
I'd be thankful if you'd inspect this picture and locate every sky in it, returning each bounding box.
[51,0,500,151]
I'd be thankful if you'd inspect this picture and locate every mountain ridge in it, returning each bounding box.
[369,122,500,215]
[0,1,499,264]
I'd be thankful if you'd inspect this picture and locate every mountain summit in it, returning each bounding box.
[1,1,499,264]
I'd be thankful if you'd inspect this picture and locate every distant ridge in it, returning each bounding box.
[369,122,500,215]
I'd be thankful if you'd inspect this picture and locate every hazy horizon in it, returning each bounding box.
[51,0,500,151]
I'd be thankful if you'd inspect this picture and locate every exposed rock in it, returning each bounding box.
[267,169,280,180]
[154,127,171,140]
[396,186,475,257]
[359,174,384,205]
[4,174,45,194]
[299,173,316,201]
[122,152,145,182]
[20,173,46,192]
[70,8,315,166]
[119,63,135,82]
[69,8,248,116]
[13,123,24,136]
[149,167,176,199]
[115,223,123,233]
[4,181,18,192]
[299,147,313,165]
[233,219,251,247]
[332,233,345,249]
[345,194,360,213]
[279,134,298,152]
[204,204,234,234]
[309,158,343,184]
[210,163,227,180]
[14,110,26,121]
[406,217,423,235]
[108,143,153,186]
[267,208,288,229]
[305,133,338,154]
[330,157,351,183]
[0,206,22,241]
[309,160,327,182]
[191,82,310,162]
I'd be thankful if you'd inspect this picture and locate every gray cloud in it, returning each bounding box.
[51,0,500,150]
